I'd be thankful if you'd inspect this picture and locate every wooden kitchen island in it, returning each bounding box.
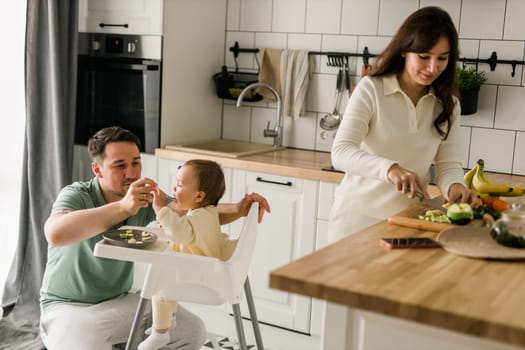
[269,203,525,350]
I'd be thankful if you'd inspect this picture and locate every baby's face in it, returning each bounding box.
[172,165,203,210]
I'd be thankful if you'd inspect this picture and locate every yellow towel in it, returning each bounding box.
[280,50,310,119]
[257,48,282,102]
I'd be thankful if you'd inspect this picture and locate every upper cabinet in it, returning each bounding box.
[78,0,163,35]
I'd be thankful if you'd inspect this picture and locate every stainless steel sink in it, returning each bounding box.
[165,139,285,158]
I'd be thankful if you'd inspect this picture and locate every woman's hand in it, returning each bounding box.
[447,183,479,207]
[387,164,427,198]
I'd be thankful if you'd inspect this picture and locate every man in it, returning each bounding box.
[39,126,270,350]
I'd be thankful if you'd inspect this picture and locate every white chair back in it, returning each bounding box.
[141,203,260,305]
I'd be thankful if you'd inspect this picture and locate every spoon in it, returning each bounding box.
[320,67,344,130]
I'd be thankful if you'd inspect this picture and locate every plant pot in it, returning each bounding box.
[459,88,480,115]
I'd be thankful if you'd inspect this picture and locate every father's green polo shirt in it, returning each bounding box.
[40,178,156,311]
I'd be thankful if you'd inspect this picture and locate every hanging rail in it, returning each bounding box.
[308,46,376,66]
[229,42,525,77]
[460,51,525,77]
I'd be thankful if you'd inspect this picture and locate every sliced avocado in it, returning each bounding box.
[447,203,474,225]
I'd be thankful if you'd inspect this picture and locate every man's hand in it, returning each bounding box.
[120,178,158,215]
[238,192,271,223]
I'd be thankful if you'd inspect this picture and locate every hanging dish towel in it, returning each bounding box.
[257,48,282,102]
[280,50,310,119]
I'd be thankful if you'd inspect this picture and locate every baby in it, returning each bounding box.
[138,159,237,350]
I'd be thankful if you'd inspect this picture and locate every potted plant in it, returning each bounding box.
[456,66,488,115]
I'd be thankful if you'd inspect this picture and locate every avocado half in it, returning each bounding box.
[446,203,474,225]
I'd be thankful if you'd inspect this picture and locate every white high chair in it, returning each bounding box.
[122,203,263,350]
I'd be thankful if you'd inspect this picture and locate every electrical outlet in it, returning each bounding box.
[316,128,337,152]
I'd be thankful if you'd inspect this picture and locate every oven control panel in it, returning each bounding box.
[79,33,161,60]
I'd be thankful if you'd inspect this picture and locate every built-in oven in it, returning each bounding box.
[75,33,162,154]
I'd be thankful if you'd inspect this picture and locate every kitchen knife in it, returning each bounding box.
[415,191,446,210]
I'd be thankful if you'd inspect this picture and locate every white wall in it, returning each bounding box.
[221,0,525,175]
[0,3,26,308]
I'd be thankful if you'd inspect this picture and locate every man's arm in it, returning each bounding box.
[45,178,156,246]
[44,202,132,246]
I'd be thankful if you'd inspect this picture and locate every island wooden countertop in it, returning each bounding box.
[269,203,525,348]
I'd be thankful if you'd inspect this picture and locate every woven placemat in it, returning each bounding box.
[437,226,525,260]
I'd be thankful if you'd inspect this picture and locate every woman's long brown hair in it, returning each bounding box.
[371,6,459,139]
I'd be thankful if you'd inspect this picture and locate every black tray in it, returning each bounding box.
[103,228,157,249]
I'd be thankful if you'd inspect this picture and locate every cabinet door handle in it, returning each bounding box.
[256,176,292,187]
[99,23,129,28]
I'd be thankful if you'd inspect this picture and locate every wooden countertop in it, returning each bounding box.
[269,203,525,347]
[155,147,343,183]
[156,146,525,187]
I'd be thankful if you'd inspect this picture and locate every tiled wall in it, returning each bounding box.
[220,0,525,175]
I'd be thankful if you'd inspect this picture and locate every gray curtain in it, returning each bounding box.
[0,1,77,349]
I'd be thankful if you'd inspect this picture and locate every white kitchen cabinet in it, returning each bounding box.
[230,169,318,333]
[78,0,163,35]
[310,181,338,337]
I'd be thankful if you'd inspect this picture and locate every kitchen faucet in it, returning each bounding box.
[236,82,283,148]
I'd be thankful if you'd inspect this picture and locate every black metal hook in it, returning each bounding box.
[488,51,498,71]
[511,61,517,77]
[363,47,370,65]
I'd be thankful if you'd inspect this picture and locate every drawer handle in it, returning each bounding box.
[99,23,129,28]
[256,176,292,187]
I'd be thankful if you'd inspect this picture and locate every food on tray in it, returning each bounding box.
[117,229,153,244]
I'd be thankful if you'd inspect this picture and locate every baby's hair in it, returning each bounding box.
[184,159,225,206]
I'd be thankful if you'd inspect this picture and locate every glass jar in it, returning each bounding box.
[490,203,525,248]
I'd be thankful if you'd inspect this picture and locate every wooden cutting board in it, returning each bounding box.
[387,203,485,232]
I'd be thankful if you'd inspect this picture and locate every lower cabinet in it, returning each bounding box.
[230,169,318,333]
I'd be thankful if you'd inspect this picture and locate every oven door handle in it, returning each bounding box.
[91,62,160,71]
[109,63,159,71]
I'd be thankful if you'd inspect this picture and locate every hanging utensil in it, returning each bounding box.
[320,68,344,130]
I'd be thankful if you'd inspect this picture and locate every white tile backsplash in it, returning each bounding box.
[240,0,272,32]
[223,104,251,141]
[469,128,514,172]
[458,126,471,168]
[495,86,525,131]
[273,0,306,33]
[220,0,525,175]
[459,85,496,128]
[226,0,241,31]
[305,0,341,34]
[503,0,525,40]
[341,0,379,36]
[459,0,506,39]
[377,0,418,36]
[514,132,525,175]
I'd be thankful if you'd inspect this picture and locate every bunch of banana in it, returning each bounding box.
[464,159,525,197]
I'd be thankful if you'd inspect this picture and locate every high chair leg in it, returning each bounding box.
[232,303,248,350]
[244,277,264,349]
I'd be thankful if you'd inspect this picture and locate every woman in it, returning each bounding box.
[328,6,477,242]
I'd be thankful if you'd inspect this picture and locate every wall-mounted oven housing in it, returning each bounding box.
[75,33,162,154]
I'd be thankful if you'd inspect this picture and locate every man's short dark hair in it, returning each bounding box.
[87,126,141,161]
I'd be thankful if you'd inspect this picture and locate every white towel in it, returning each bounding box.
[280,50,310,119]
